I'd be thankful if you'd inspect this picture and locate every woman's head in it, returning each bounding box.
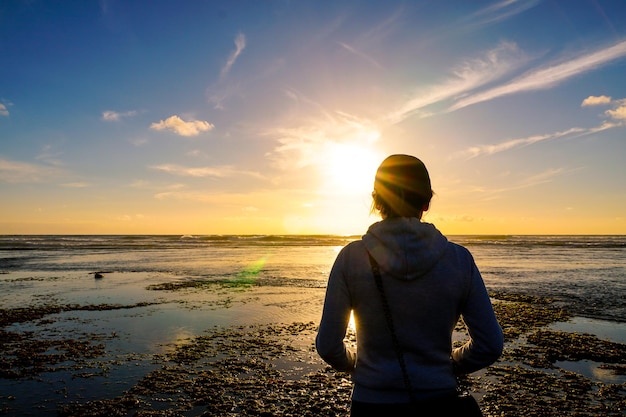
[372,154,433,219]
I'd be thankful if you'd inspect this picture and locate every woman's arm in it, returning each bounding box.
[452,263,503,375]
[316,251,356,372]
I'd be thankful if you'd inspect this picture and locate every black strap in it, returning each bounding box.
[367,253,417,403]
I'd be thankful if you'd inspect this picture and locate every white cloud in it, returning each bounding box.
[581,95,612,106]
[102,110,137,121]
[450,40,626,111]
[150,115,214,137]
[579,96,626,122]
[0,103,8,116]
[606,104,626,121]
[221,33,246,79]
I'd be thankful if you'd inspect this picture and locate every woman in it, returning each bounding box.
[316,154,503,416]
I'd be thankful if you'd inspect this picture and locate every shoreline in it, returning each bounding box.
[1,273,625,416]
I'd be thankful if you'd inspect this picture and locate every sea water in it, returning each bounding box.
[1,234,624,321]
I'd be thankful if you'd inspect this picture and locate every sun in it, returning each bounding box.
[324,143,381,193]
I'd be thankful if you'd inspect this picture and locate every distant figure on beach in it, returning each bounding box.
[316,154,503,416]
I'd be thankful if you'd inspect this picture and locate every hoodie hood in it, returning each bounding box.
[362,218,448,281]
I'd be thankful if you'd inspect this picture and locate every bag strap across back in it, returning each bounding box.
[367,252,417,404]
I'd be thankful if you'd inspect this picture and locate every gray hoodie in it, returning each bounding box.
[316,218,503,403]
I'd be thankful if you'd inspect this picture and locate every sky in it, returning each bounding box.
[1,0,625,236]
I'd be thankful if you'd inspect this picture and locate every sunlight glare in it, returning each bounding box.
[325,142,380,193]
[348,310,356,332]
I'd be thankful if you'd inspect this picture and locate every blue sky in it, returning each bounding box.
[1,0,625,235]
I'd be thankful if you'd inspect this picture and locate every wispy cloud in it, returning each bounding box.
[60,182,90,188]
[387,42,526,123]
[266,109,380,171]
[221,33,246,79]
[457,123,617,159]
[467,0,540,26]
[452,168,569,202]
[458,127,582,159]
[337,42,382,69]
[450,40,626,111]
[0,103,9,116]
[130,137,149,147]
[0,158,66,183]
[150,115,214,137]
[35,145,65,167]
[150,164,264,179]
[152,189,273,208]
[390,41,626,124]
[455,95,625,159]
[485,168,567,197]
[153,190,216,203]
[115,214,145,222]
[102,110,138,121]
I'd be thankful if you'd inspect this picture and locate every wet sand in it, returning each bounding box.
[1,272,625,416]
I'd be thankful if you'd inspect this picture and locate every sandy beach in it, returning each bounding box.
[0,270,625,416]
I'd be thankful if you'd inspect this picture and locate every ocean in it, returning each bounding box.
[1,234,624,321]
[1,234,625,416]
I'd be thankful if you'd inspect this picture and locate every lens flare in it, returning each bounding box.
[230,255,269,286]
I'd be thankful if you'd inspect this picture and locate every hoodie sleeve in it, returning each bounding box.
[316,248,356,372]
[451,262,504,375]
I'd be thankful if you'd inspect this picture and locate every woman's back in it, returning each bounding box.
[317,218,503,402]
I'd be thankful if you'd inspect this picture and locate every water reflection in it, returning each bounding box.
[556,360,626,384]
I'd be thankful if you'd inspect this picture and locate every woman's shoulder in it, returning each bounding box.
[442,239,476,263]
[332,239,370,266]
[340,239,367,255]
